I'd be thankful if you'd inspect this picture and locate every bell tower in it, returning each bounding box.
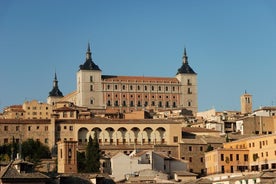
[76,43,105,109]
[57,140,78,173]
[47,72,64,105]
[240,91,252,114]
[176,48,198,115]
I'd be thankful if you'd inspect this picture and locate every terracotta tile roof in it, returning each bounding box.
[182,138,207,144]
[0,119,51,124]
[182,127,220,133]
[174,170,197,176]
[54,106,76,111]
[102,75,179,83]
[7,105,22,109]
[0,161,49,180]
[134,150,150,157]
[56,117,181,125]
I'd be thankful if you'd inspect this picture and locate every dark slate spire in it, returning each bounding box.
[86,42,92,60]
[183,48,188,64]
[176,48,196,75]
[49,72,64,97]
[79,43,101,71]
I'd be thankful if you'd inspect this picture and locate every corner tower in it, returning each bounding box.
[240,91,252,114]
[76,43,104,109]
[47,72,64,105]
[176,48,198,115]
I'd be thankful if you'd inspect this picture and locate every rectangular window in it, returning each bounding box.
[90,76,93,82]
[244,154,248,161]
[90,85,93,91]
[63,112,68,118]
[4,138,8,144]
[45,126,48,131]
[28,126,31,131]
[189,146,192,151]
[69,126,73,131]
[4,126,8,131]
[187,79,192,85]
[173,136,178,143]
[230,154,233,161]
[221,166,225,173]
[236,154,239,161]
[16,126,20,131]
[221,154,224,161]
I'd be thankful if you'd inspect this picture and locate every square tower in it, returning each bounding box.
[57,140,78,173]
[240,92,252,115]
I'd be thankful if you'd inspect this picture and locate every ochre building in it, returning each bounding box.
[205,134,276,175]
[53,44,198,115]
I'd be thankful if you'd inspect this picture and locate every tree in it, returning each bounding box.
[206,144,214,152]
[0,139,18,161]
[77,151,86,172]
[85,134,100,173]
[21,139,51,164]
[226,134,230,142]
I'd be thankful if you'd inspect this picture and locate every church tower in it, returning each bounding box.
[240,91,252,114]
[47,72,64,105]
[57,140,78,173]
[176,48,198,115]
[76,43,104,109]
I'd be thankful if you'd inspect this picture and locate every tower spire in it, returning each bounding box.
[86,42,92,60]
[48,72,63,97]
[182,47,188,64]
[53,72,58,88]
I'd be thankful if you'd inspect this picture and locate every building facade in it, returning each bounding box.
[73,44,198,115]
[0,118,182,156]
[205,134,276,175]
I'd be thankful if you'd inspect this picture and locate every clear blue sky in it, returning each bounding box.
[1,0,276,112]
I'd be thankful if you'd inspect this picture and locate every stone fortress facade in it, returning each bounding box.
[48,44,198,116]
